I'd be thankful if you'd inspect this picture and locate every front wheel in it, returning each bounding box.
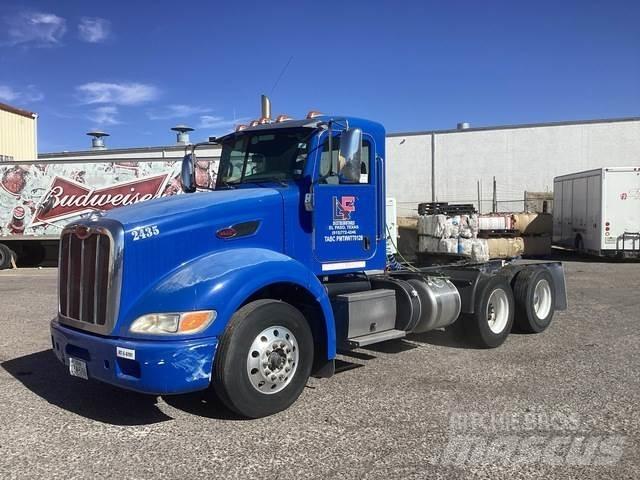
[457,276,515,348]
[0,243,16,270]
[213,299,313,418]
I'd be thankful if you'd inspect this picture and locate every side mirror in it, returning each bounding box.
[338,128,362,183]
[181,153,196,193]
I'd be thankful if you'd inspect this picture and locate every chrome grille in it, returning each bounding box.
[59,225,115,331]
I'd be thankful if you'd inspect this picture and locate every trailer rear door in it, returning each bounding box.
[602,168,640,251]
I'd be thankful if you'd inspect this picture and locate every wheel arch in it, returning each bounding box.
[118,247,337,360]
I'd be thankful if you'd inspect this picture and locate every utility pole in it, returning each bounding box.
[492,176,497,213]
[477,180,481,214]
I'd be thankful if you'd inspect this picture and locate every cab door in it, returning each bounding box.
[312,130,378,272]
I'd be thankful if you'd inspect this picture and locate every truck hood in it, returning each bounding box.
[101,188,285,322]
[103,188,281,230]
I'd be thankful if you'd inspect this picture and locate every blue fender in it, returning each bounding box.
[118,247,336,360]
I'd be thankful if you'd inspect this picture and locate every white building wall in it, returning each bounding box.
[385,134,432,217]
[386,119,640,216]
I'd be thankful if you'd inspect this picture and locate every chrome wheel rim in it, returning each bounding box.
[247,326,299,394]
[486,288,509,334]
[533,279,552,319]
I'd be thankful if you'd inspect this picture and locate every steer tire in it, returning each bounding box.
[0,244,16,270]
[513,268,555,334]
[213,299,313,418]
[458,276,514,348]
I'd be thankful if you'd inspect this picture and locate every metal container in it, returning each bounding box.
[408,277,461,333]
[332,289,396,339]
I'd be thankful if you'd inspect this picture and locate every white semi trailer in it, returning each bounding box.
[553,167,640,257]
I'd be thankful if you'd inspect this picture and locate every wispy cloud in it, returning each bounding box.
[198,115,248,132]
[0,85,18,103]
[76,82,159,105]
[147,104,212,120]
[2,11,66,47]
[78,17,111,43]
[88,105,120,126]
[0,84,44,104]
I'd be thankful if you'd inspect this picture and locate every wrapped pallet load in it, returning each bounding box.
[418,212,484,261]
[512,212,553,235]
[487,237,525,259]
[458,237,490,262]
[478,214,513,231]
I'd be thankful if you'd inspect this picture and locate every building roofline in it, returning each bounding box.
[39,143,221,159]
[0,102,37,119]
[37,115,640,157]
[388,116,640,137]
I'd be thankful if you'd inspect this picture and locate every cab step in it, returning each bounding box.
[346,329,406,348]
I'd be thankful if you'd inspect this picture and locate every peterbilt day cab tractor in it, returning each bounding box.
[50,99,568,418]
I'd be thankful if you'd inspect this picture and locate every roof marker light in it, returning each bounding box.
[236,124,247,132]
[249,120,260,127]
[306,110,323,119]
[276,114,293,123]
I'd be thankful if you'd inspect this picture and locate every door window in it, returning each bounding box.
[319,134,370,184]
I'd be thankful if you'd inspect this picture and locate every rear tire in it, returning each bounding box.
[213,299,313,418]
[513,267,555,333]
[0,243,16,270]
[458,276,514,348]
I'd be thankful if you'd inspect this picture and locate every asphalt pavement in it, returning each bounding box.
[0,259,638,479]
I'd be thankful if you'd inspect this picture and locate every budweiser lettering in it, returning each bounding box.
[35,174,170,224]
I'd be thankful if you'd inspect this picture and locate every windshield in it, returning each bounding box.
[217,128,311,186]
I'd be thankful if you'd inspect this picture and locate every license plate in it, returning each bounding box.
[69,357,88,380]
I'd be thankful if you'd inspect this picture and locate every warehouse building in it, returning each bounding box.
[36,116,640,218]
[0,102,38,161]
[386,117,640,217]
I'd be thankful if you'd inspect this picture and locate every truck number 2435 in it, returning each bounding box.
[131,225,160,241]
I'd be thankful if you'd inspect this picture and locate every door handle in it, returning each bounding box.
[363,236,371,251]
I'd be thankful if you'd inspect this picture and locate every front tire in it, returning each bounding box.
[0,243,16,270]
[458,276,515,348]
[213,299,313,418]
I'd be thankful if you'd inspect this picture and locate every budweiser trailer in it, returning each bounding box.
[0,148,220,269]
[553,167,640,258]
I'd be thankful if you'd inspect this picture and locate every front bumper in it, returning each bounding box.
[50,319,218,395]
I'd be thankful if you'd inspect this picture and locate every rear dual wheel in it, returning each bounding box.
[457,276,515,348]
[513,267,555,333]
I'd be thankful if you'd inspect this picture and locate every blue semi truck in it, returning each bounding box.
[50,98,567,418]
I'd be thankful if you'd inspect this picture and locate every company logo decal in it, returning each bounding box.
[333,195,356,221]
[32,173,170,226]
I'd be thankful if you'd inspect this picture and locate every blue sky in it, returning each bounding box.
[0,0,638,152]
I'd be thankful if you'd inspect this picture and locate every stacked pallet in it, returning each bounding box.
[513,212,553,257]
[417,206,554,262]
[418,213,490,262]
[476,212,553,258]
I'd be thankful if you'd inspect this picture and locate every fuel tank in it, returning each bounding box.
[405,276,461,333]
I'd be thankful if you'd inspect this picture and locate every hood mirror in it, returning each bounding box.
[181,153,196,193]
[337,127,362,183]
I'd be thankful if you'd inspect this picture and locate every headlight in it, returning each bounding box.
[130,310,216,335]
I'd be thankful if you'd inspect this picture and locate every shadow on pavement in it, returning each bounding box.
[1,349,237,425]
[162,390,243,420]
[408,328,473,349]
